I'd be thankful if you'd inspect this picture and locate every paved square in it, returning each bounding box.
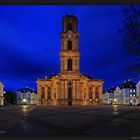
[0,105,140,136]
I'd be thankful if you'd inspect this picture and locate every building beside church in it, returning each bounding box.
[36,15,104,106]
[16,87,37,105]
[103,80,140,106]
[0,81,4,106]
[103,87,115,105]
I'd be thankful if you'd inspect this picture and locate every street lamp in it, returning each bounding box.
[95,99,98,102]
[114,99,117,105]
[22,98,27,104]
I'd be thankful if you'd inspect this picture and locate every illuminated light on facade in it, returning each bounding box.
[23,98,27,103]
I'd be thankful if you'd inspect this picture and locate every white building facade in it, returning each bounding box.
[103,88,115,104]
[120,80,137,105]
[103,92,109,104]
[0,81,4,106]
[136,81,140,105]
[103,80,139,106]
[114,87,122,105]
[16,88,38,105]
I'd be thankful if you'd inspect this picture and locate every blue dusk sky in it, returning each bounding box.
[0,6,139,91]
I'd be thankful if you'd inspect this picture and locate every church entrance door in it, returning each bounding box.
[68,86,72,106]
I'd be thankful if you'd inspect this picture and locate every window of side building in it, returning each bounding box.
[41,87,45,99]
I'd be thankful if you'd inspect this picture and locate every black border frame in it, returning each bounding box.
[0,1,140,140]
[0,0,140,5]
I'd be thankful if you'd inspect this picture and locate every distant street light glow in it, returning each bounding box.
[23,98,27,103]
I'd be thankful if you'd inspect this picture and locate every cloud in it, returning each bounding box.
[0,6,132,90]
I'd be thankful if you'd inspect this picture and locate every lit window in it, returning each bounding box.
[130,90,132,93]
[130,94,132,97]
[133,94,135,97]
[130,99,132,103]
[133,90,135,93]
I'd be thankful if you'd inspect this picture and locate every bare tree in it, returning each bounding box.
[120,5,140,79]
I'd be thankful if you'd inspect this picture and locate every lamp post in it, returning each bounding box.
[114,99,117,105]
[22,98,27,105]
[96,98,98,104]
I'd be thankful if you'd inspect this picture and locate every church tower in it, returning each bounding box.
[60,15,80,75]
[37,15,103,106]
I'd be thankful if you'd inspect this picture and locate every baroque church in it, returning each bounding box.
[36,15,103,106]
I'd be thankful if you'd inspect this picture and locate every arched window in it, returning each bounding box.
[68,87,72,100]
[95,87,99,99]
[68,81,72,100]
[68,81,72,86]
[67,40,72,50]
[67,59,72,71]
[48,87,51,100]
[134,99,136,103]
[67,23,72,31]
[41,87,45,99]
[89,87,92,99]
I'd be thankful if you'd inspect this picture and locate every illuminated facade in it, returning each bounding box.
[103,80,140,105]
[16,87,37,105]
[0,81,4,106]
[36,15,103,106]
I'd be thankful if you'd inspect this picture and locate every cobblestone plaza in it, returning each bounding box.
[0,105,140,137]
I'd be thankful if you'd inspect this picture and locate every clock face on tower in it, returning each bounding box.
[68,33,72,39]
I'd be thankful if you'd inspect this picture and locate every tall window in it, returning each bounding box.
[67,23,72,31]
[89,87,92,99]
[67,59,72,71]
[48,87,51,100]
[68,81,72,100]
[41,87,45,99]
[67,40,72,50]
[95,87,99,99]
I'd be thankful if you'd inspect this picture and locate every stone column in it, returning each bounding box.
[77,58,79,71]
[45,85,48,100]
[58,82,61,104]
[64,39,67,50]
[75,81,77,100]
[65,81,67,99]
[76,81,79,99]
[61,81,64,99]
[93,86,95,100]
[73,57,76,71]
[63,81,65,99]
[66,81,68,100]
[84,85,88,105]
[60,57,62,72]
[37,85,42,105]
[99,86,103,104]
[73,81,75,100]
[77,81,80,99]
[54,82,58,105]
[80,83,83,100]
